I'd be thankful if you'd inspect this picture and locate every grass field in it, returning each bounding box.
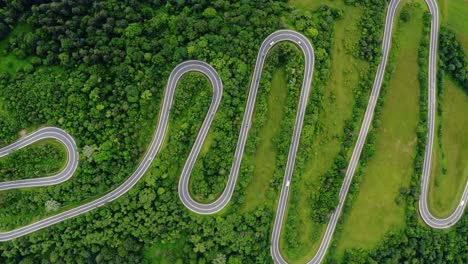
[428,78,468,217]
[437,0,468,51]
[143,237,187,264]
[289,0,343,10]
[333,2,424,258]
[281,1,368,263]
[243,68,288,211]
[428,0,468,218]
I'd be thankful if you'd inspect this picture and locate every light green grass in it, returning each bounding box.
[0,23,34,75]
[334,2,424,258]
[200,133,214,155]
[281,1,367,263]
[431,0,468,219]
[143,237,187,264]
[428,78,468,217]
[243,68,288,211]
[289,0,343,10]
[437,0,468,51]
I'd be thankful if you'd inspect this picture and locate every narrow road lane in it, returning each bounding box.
[0,127,78,191]
[0,1,465,263]
[418,0,467,229]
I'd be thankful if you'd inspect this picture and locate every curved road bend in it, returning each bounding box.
[179,30,314,214]
[272,0,407,262]
[0,127,78,191]
[0,1,466,262]
[418,0,468,229]
[0,30,317,245]
[0,61,222,241]
[290,0,466,264]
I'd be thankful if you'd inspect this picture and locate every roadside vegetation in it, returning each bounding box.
[306,0,388,227]
[437,0,468,50]
[280,1,370,262]
[429,77,467,217]
[0,140,67,231]
[242,67,288,211]
[0,139,66,182]
[279,0,395,262]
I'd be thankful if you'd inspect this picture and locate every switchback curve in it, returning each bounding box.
[0,30,315,243]
[0,127,78,191]
[0,1,466,263]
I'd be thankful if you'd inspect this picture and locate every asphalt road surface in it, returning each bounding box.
[0,60,223,241]
[179,30,314,215]
[0,0,466,263]
[416,0,468,229]
[298,1,466,263]
[0,127,78,191]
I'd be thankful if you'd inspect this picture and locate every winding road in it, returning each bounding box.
[0,0,466,263]
[0,127,78,191]
[416,0,468,229]
[179,31,314,214]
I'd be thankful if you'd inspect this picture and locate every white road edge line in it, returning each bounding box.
[0,2,466,264]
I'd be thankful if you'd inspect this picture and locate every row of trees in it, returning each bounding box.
[439,27,467,91]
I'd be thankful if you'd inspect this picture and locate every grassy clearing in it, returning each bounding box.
[334,1,424,258]
[243,68,288,211]
[200,133,214,155]
[281,1,367,263]
[143,237,188,264]
[428,78,468,217]
[429,0,468,218]
[437,0,468,51]
[289,0,343,10]
[0,23,34,75]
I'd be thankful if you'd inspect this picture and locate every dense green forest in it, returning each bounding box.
[0,0,338,262]
[0,0,466,263]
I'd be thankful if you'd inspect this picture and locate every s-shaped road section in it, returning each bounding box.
[0,1,466,262]
[0,30,314,243]
[280,0,466,263]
